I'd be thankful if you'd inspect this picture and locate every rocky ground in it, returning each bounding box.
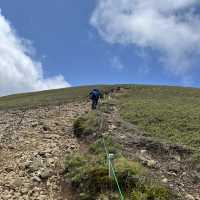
[0,102,89,200]
[0,96,199,200]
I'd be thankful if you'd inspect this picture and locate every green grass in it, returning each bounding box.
[64,152,174,200]
[89,136,122,156]
[118,85,200,156]
[2,83,200,154]
[68,117,175,200]
[2,83,199,153]
[73,111,108,138]
[131,184,173,200]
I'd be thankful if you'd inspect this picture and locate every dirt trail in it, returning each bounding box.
[0,101,89,200]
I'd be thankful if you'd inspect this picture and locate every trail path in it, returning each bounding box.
[0,96,199,200]
[0,102,89,200]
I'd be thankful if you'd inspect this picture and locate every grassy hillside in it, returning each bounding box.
[1,84,200,158]
[118,85,200,161]
[0,85,114,110]
[1,84,200,198]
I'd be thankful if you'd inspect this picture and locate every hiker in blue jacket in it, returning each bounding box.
[89,89,102,110]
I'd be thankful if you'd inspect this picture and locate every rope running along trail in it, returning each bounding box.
[99,110,125,200]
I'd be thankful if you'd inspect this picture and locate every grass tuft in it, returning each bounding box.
[64,146,174,200]
[89,137,121,155]
[73,111,108,138]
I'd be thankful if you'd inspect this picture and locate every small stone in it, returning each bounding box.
[47,158,54,164]
[39,169,52,179]
[29,159,43,172]
[10,177,23,189]
[21,187,29,194]
[38,151,46,158]
[24,182,32,188]
[174,155,181,162]
[39,195,48,200]
[42,125,51,132]
[5,194,12,199]
[185,194,195,200]
[140,149,147,155]
[191,171,200,184]
[22,161,32,169]
[161,178,168,184]
[168,162,180,173]
[32,176,41,182]
[5,167,13,173]
[147,159,157,168]
[55,122,60,126]
[31,122,38,128]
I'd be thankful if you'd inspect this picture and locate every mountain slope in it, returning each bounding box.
[0,84,200,200]
[0,85,113,110]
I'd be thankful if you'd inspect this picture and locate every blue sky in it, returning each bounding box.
[0,0,200,95]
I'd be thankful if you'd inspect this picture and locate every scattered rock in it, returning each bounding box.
[28,159,43,172]
[185,194,195,200]
[147,159,157,168]
[140,149,147,155]
[31,122,38,128]
[0,100,199,200]
[5,167,13,173]
[32,176,41,183]
[10,177,24,189]
[168,162,181,173]
[20,187,29,194]
[173,155,181,162]
[191,171,200,184]
[161,178,168,184]
[38,151,46,158]
[139,154,157,168]
[39,169,52,179]
[42,125,51,132]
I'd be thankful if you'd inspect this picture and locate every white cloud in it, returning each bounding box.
[0,11,70,96]
[110,56,124,70]
[91,0,200,75]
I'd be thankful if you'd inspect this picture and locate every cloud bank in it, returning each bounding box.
[110,56,124,70]
[0,11,69,96]
[91,0,200,75]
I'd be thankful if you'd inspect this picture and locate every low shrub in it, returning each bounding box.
[131,183,173,200]
[99,100,117,113]
[73,111,108,138]
[64,152,176,200]
[65,151,180,200]
[89,137,121,156]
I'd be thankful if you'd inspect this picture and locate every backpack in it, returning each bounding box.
[89,90,100,100]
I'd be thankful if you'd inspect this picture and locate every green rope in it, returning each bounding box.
[101,137,125,200]
[110,162,125,200]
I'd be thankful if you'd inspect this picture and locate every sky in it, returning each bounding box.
[0,0,200,96]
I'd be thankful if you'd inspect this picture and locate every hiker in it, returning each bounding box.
[89,89,102,110]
